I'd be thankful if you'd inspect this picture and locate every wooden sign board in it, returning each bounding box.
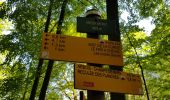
[74,64,143,95]
[77,17,115,34]
[40,33,123,66]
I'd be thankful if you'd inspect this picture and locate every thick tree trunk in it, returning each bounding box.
[106,0,125,100]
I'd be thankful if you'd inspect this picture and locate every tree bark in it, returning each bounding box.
[38,0,68,99]
[106,0,125,100]
[29,0,54,99]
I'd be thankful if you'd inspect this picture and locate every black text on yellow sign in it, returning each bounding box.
[40,33,123,66]
[74,64,143,95]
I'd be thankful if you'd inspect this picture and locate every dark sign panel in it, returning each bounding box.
[77,17,115,34]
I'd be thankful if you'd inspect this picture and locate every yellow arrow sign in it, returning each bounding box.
[40,33,123,66]
[74,64,143,95]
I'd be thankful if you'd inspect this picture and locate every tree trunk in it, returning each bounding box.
[106,0,125,100]
[38,0,68,99]
[29,0,54,99]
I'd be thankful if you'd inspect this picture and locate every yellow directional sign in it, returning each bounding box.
[74,64,143,95]
[40,33,123,66]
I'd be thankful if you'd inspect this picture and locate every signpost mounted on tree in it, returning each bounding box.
[75,2,125,99]
[31,0,144,99]
[75,0,144,100]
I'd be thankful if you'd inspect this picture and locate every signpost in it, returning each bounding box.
[77,17,115,34]
[74,64,143,95]
[84,9,105,100]
[33,0,145,99]
[37,1,144,99]
[40,33,123,66]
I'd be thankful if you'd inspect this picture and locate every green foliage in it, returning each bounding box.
[0,0,170,100]
[0,63,26,99]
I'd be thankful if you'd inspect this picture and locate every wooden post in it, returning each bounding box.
[85,9,105,100]
[80,91,87,100]
[80,91,83,100]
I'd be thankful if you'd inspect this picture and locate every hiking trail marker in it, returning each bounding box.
[74,64,143,95]
[40,33,123,66]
